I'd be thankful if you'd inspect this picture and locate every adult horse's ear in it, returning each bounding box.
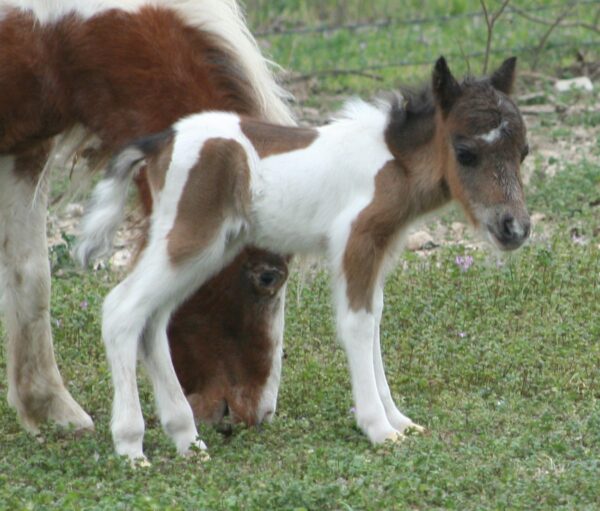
[490,57,517,95]
[432,56,461,115]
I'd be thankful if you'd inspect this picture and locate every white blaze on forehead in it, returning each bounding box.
[477,120,508,144]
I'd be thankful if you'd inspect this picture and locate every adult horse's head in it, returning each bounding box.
[433,56,530,250]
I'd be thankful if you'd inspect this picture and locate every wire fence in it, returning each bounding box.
[251,0,600,84]
[254,1,599,37]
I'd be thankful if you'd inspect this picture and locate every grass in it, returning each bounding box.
[1,207,599,510]
[247,0,599,95]
[1,1,600,510]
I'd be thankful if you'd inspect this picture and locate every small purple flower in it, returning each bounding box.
[455,255,474,272]
[458,331,467,338]
[80,300,88,310]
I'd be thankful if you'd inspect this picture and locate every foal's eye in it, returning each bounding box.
[520,144,529,163]
[455,147,478,167]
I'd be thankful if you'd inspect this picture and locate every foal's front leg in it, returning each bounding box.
[372,286,424,434]
[334,284,402,444]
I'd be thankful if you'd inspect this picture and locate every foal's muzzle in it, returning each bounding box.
[487,212,530,251]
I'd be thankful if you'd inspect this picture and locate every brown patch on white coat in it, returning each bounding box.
[167,138,252,265]
[240,119,318,159]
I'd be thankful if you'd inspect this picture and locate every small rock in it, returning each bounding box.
[65,203,84,217]
[554,77,593,93]
[406,230,434,251]
[110,249,132,269]
[451,222,465,238]
[530,212,546,225]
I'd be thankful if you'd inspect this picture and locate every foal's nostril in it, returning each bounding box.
[501,214,516,239]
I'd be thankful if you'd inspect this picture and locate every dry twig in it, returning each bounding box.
[480,0,511,74]
[529,3,577,70]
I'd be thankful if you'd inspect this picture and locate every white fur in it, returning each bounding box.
[79,100,427,459]
[477,120,508,144]
[256,284,287,422]
[76,147,145,266]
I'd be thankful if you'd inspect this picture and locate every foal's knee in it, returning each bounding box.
[101,286,145,348]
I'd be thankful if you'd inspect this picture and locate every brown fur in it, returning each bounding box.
[167,138,251,265]
[168,248,288,424]
[345,58,528,311]
[0,7,260,154]
[14,142,53,183]
[240,119,318,158]
[145,137,175,195]
[343,156,450,312]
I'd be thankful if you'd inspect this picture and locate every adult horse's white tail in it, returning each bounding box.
[75,146,145,266]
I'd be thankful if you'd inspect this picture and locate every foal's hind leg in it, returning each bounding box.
[138,238,246,456]
[140,309,206,457]
[104,233,244,459]
[0,151,93,433]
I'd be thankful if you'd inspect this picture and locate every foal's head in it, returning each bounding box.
[433,57,530,250]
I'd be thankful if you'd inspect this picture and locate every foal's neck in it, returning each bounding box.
[385,99,452,219]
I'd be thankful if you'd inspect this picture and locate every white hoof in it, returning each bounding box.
[130,456,152,468]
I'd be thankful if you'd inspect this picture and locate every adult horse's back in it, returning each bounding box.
[0,0,292,433]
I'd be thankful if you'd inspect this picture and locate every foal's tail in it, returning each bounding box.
[75,145,147,267]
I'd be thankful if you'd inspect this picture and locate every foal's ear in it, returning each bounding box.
[432,56,462,115]
[490,57,517,95]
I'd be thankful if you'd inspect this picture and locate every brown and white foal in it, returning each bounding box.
[78,57,530,460]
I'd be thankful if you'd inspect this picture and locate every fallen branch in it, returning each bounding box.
[285,69,384,84]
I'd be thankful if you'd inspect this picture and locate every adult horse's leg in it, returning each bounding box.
[0,147,93,433]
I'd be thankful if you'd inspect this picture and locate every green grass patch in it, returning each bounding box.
[248,1,599,94]
[1,219,598,509]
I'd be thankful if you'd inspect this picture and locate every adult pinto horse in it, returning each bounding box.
[0,0,293,435]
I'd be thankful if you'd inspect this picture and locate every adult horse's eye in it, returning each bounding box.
[259,271,279,288]
[520,143,529,162]
[455,147,478,167]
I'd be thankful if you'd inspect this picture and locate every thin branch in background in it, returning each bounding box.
[529,3,577,70]
[455,35,472,75]
[511,4,600,35]
[480,0,511,74]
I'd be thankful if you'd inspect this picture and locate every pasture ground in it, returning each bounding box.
[1,2,599,510]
